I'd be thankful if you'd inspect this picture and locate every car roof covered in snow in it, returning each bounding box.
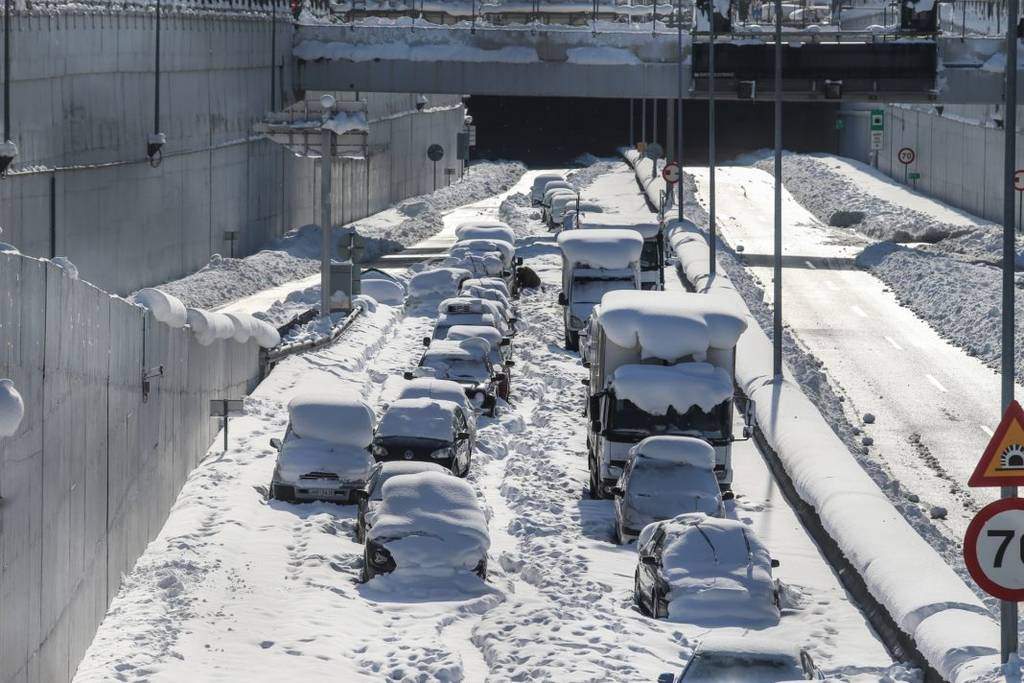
[582,218,660,239]
[368,471,489,571]
[423,339,490,362]
[611,363,733,415]
[376,398,461,441]
[454,225,516,245]
[453,218,509,233]
[557,229,643,269]
[691,633,803,661]
[462,277,510,298]
[531,173,564,188]
[373,460,451,478]
[460,283,512,309]
[408,267,471,299]
[396,378,472,411]
[445,324,503,345]
[451,238,515,265]
[630,436,716,469]
[542,180,573,194]
[287,391,375,447]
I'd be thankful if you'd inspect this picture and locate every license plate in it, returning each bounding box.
[309,487,337,497]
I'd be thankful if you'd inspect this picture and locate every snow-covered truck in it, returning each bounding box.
[582,290,747,497]
[581,218,664,290]
[556,229,644,351]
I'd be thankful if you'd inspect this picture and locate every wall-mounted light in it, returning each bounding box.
[416,94,429,112]
[823,79,843,100]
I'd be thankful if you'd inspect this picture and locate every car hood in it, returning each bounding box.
[276,437,374,485]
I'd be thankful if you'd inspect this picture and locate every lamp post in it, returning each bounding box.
[772,0,783,378]
[676,0,684,222]
[320,94,336,318]
[708,4,717,278]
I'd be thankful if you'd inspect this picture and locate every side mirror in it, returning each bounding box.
[516,256,523,266]
[457,431,471,441]
[557,292,567,306]
[269,437,282,451]
[590,419,602,434]
[580,378,590,387]
[504,360,516,368]
[722,490,735,501]
[770,559,780,568]
[640,555,658,566]
[610,486,625,497]
[422,336,431,347]
[403,371,414,380]
[581,361,590,369]
[500,338,511,347]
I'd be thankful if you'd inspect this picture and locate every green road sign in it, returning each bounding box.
[835,119,845,130]
[870,109,885,131]
[908,172,921,180]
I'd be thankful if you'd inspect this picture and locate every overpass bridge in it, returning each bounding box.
[293,22,1014,103]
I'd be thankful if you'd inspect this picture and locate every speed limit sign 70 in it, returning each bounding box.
[964,498,1024,601]
[898,147,915,165]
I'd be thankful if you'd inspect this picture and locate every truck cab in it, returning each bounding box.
[583,290,747,497]
[556,229,644,351]
[581,218,665,290]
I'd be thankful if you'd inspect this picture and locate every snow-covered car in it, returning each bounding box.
[611,436,728,544]
[371,397,476,476]
[462,277,511,301]
[407,338,505,410]
[562,201,604,230]
[540,180,573,208]
[635,513,780,623]
[543,189,577,223]
[444,324,513,365]
[407,267,472,304]
[530,173,565,204]
[392,377,476,424]
[670,635,823,681]
[442,251,505,278]
[461,282,514,314]
[434,297,514,337]
[363,471,490,581]
[355,460,452,542]
[450,238,517,271]
[454,224,516,246]
[269,392,376,504]
[549,192,586,228]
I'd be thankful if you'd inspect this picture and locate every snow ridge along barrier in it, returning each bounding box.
[618,154,1003,682]
[0,252,262,683]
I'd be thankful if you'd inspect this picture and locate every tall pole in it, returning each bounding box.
[320,129,333,318]
[629,98,634,146]
[708,10,717,278]
[270,7,277,111]
[642,98,647,143]
[1001,0,1019,662]
[677,0,684,222]
[3,0,10,142]
[773,0,783,378]
[154,0,161,138]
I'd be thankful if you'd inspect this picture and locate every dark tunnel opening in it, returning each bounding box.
[467,96,841,167]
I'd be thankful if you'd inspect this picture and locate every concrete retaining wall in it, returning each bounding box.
[0,8,465,296]
[0,250,262,683]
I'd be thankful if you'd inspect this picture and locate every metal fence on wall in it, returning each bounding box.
[0,252,261,683]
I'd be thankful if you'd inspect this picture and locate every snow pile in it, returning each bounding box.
[368,472,489,573]
[288,392,375,447]
[185,308,236,346]
[323,110,369,136]
[631,435,716,469]
[133,288,187,328]
[643,513,780,625]
[50,256,78,279]
[0,379,24,438]
[557,229,643,269]
[611,363,733,414]
[408,267,471,301]
[376,397,460,440]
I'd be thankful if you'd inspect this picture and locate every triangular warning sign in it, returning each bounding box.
[969,400,1024,487]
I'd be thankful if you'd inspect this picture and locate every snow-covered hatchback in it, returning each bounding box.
[363,471,489,581]
[371,398,476,476]
[635,513,780,624]
[269,392,375,505]
[355,460,452,543]
[407,339,504,412]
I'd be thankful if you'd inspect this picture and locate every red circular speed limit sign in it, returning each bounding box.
[1014,169,1024,193]
[898,147,915,165]
[964,498,1024,601]
[662,162,681,184]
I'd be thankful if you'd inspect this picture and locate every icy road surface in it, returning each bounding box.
[75,165,896,682]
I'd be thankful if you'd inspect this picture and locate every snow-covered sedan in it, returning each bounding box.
[407,338,505,410]
[611,436,728,544]
[634,513,780,623]
[669,635,823,681]
[355,461,452,542]
[530,173,565,204]
[392,377,476,425]
[461,276,511,301]
[371,397,475,476]
[433,297,514,338]
[363,471,490,581]
[269,392,376,504]
[444,324,513,365]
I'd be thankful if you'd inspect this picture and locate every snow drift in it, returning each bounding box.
[134,288,188,328]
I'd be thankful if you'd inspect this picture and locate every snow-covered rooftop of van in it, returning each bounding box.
[611,363,734,415]
[557,229,643,270]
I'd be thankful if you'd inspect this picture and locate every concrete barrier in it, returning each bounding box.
[0,251,261,683]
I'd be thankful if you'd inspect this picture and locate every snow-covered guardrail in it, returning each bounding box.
[619,153,1003,682]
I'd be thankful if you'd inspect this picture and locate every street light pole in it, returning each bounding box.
[320,126,334,318]
[1000,0,1019,662]
[773,0,783,378]
[708,8,717,278]
[3,0,10,142]
[677,0,684,222]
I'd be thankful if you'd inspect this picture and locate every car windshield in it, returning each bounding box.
[682,652,804,682]
[641,240,661,270]
[424,358,490,382]
[572,277,635,305]
[608,399,729,440]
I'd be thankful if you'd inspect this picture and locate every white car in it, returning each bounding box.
[454,224,516,246]
[635,513,780,623]
[355,460,452,542]
[407,267,472,304]
[671,635,824,681]
[434,297,513,337]
[460,282,513,312]
[543,189,577,222]
[530,173,565,204]
[461,277,511,300]
[269,392,376,504]
[612,436,728,544]
[363,471,490,581]
[549,193,589,228]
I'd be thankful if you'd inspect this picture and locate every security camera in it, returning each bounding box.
[0,140,18,177]
[416,94,429,112]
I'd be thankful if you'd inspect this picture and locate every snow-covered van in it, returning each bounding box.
[582,218,664,290]
[269,392,376,504]
[530,173,565,204]
[556,229,644,351]
[583,290,747,496]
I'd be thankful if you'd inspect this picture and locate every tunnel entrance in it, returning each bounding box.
[467,96,840,166]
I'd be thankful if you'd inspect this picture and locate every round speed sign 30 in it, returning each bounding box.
[964,498,1024,601]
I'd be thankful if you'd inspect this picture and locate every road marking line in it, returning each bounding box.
[805,260,817,270]
[825,281,840,291]
[925,374,948,393]
[884,336,904,351]
[851,305,868,318]
[981,425,994,437]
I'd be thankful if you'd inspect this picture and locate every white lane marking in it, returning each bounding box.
[925,374,948,393]
[980,425,994,437]
[884,336,904,351]
[825,281,840,291]
[851,305,868,318]
[805,260,817,270]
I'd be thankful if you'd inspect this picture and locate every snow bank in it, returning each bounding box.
[612,363,733,415]
[631,435,716,469]
[376,398,460,441]
[558,229,643,269]
[454,225,516,245]
[225,312,256,344]
[644,513,779,625]
[408,267,471,301]
[287,392,375,448]
[186,308,236,346]
[360,277,406,306]
[0,379,24,438]
[323,110,369,136]
[133,288,187,328]
[369,472,489,572]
